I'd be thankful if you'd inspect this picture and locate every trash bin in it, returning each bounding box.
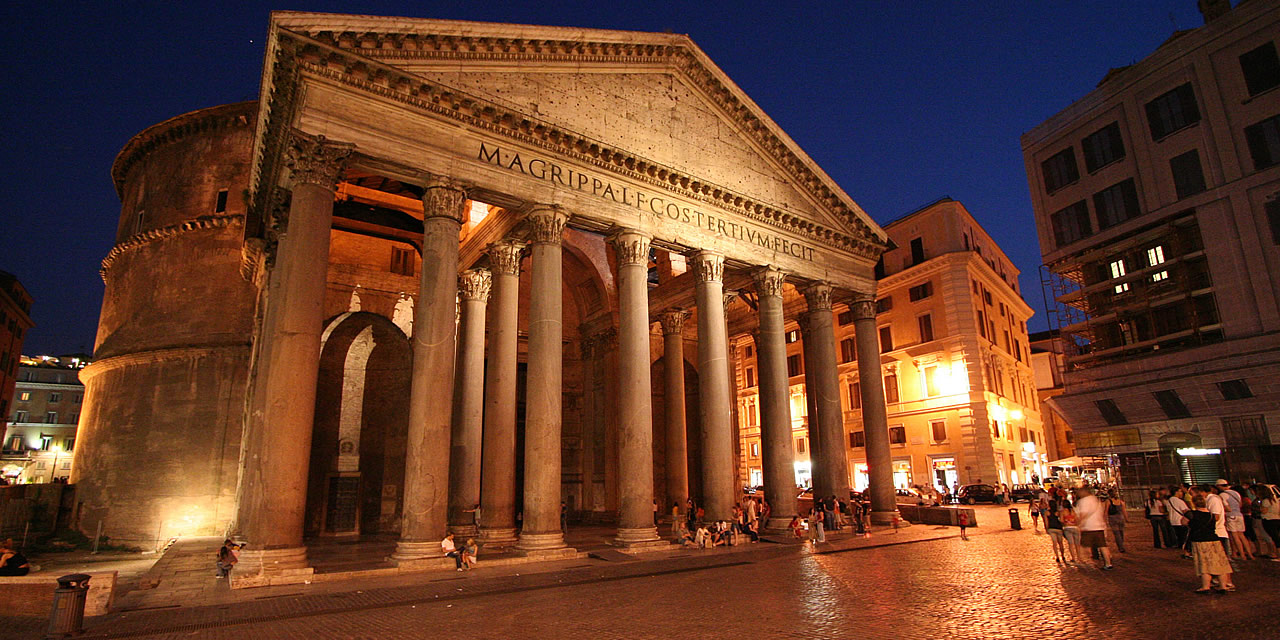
[46,573,91,639]
[1008,508,1022,530]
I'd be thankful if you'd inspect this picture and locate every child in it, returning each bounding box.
[958,510,970,540]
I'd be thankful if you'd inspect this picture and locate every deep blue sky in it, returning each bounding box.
[0,1,1210,355]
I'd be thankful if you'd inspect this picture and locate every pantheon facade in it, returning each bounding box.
[72,12,895,570]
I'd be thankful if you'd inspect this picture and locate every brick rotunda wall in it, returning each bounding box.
[72,102,258,549]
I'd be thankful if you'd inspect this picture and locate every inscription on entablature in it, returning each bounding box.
[478,142,817,262]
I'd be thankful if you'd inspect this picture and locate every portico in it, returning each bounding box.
[231,12,896,571]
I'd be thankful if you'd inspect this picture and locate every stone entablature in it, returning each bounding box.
[249,14,888,281]
[111,102,255,198]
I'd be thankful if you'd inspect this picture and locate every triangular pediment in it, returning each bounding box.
[263,12,889,255]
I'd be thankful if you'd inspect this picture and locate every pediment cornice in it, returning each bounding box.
[250,14,889,260]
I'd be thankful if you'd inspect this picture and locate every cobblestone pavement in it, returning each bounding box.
[7,510,1268,640]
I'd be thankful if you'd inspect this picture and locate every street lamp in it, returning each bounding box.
[48,444,62,484]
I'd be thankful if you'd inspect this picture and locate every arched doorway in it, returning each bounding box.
[305,312,412,537]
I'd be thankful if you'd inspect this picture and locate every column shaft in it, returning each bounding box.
[394,178,466,561]
[754,268,797,533]
[611,230,660,545]
[804,284,851,505]
[516,207,571,553]
[692,252,734,522]
[479,243,523,547]
[798,314,828,502]
[447,269,491,537]
[853,297,898,523]
[236,132,351,568]
[660,311,689,516]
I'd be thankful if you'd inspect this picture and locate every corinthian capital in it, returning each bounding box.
[752,267,786,299]
[803,282,833,311]
[608,229,651,268]
[689,251,724,284]
[526,206,569,245]
[488,241,525,276]
[659,309,688,336]
[849,293,877,321]
[422,176,469,223]
[459,268,492,302]
[286,131,355,190]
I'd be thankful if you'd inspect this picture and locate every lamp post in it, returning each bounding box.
[48,444,61,483]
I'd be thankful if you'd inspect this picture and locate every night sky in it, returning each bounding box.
[0,1,1211,356]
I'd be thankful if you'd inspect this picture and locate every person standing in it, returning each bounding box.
[1105,491,1128,553]
[1076,487,1114,570]
[1167,486,1192,556]
[1060,503,1082,563]
[1187,495,1235,593]
[1146,489,1173,549]
[808,505,825,544]
[1215,480,1253,560]
[1192,485,1230,556]
[1045,499,1067,562]
[957,509,970,541]
[671,502,683,539]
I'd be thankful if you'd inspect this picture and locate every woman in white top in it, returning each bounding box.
[1255,483,1280,561]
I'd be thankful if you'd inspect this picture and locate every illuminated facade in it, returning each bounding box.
[1024,0,1280,488]
[0,270,34,441]
[2,358,86,483]
[73,12,902,574]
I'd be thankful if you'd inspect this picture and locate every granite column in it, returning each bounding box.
[753,267,797,534]
[852,295,898,524]
[393,177,466,561]
[447,268,491,537]
[515,206,571,553]
[236,131,351,571]
[802,283,851,504]
[659,310,689,516]
[610,230,661,546]
[691,251,734,522]
[479,242,523,547]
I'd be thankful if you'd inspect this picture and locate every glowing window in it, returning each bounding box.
[1110,259,1129,293]
[1147,246,1168,282]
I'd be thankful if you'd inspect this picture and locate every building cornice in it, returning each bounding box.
[250,21,889,261]
[100,215,244,283]
[111,102,257,199]
[80,342,251,383]
[12,381,81,391]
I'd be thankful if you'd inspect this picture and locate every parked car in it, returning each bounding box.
[957,483,999,505]
[1009,484,1039,503]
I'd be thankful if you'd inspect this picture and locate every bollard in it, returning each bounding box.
[1008,508,1022,530]
[46,573,91,639]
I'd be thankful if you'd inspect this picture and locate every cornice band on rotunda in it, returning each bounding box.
[100,215,244,283]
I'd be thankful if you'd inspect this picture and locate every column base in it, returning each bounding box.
[762,516,795,537]
[478,526,519,549]
[870,510,910,526]
[514,531,572,556]
[612,526,662,548]
[449,524,479,538]
[230,547,313,588]
[390,540,440,563]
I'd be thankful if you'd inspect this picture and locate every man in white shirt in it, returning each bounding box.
[441,533,462,571]
[1167,488,1191,556]
[1074,487,1114,570]
[1193,485,1230,555]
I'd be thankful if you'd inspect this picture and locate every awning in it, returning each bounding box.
[1047,456,1108,468]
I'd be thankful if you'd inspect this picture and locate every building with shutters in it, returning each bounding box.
[735,198,1047,498]
[1024,0,1280,493]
